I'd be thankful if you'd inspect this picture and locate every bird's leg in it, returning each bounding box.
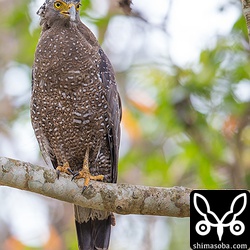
[72,147,104,192]
[56,162,74,179]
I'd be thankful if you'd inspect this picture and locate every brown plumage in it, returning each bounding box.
[30,0,121,249]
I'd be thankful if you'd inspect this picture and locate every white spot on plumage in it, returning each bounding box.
[73,118,82,124]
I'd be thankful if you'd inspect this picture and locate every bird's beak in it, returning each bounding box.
[68,4,76,21]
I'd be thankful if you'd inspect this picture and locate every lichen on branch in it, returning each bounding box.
[0,156,191,217]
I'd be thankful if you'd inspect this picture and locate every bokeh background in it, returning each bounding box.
[0,0,250,249]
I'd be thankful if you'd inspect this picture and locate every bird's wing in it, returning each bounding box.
[31,68,58,169]
[77,23,121,182]
[98,48,122,183]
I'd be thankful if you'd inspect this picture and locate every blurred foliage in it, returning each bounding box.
[0,0,250,249]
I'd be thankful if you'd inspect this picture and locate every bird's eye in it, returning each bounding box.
[76,3,81,11]
[54,1,61,8]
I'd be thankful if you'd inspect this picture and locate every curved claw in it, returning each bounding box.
[56,162,74,179]
[56,170,60,179]
[82,186,87,194]
[67,168,74,175]
[71,172,79,181]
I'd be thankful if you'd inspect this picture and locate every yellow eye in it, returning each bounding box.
[54,1,62,9]
[76,3,81,11]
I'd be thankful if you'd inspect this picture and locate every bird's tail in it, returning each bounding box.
[74,205,112,250]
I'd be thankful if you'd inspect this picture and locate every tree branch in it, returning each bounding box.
[0,157,191,217]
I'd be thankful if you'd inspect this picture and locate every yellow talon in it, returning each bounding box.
[72,147,104,192]
[56,162,74,179]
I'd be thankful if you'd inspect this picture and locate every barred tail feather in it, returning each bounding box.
[74,205,112,250]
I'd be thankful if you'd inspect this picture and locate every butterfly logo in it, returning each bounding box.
[193,193,247,241]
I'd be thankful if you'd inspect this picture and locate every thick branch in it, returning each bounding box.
[0,157,191,217]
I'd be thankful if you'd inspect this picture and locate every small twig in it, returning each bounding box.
[119,0,133,15]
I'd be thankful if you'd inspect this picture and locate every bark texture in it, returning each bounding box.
[0,157,191,217]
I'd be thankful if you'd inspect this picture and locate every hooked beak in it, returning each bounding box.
[68,4,76,21]
[61,3,76,21]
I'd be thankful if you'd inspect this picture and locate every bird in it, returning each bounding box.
[30,0,122,249]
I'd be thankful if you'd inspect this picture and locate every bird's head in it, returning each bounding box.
[37,0,81,27]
